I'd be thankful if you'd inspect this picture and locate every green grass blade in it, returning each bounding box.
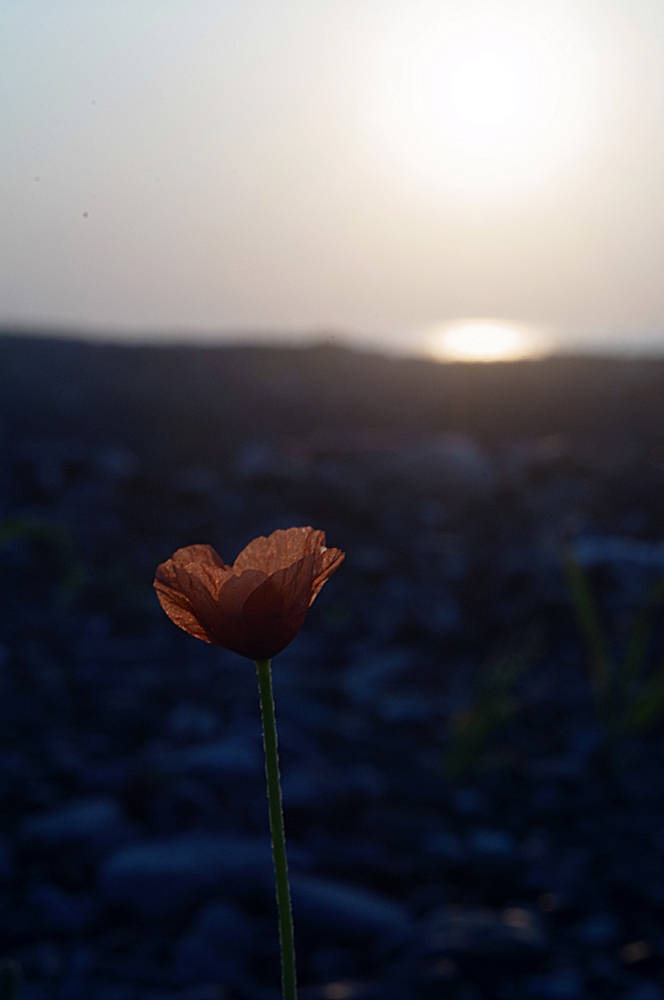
[621,578,664,690]
[444,630,540,777]
[620,660,664,732]
[0,517,83,606]
[562,549,612,708]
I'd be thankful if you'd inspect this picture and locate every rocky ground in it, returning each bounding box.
[1,335,664,1000]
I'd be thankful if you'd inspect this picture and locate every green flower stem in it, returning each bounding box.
[255,658,297,1000]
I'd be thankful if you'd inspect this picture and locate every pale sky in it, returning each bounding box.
[2,0,664,359]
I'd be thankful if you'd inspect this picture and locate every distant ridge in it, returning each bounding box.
[2,332,664,455]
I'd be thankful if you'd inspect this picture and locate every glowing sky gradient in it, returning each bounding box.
[2,0,664,358]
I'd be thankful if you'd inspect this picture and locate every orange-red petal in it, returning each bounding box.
[154,529,344,659]
[233,527,326,576]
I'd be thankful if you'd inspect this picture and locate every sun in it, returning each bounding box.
[448,47,526,134]
[426,321,538,362]
[369,6,600,198]
[429,25,542,145]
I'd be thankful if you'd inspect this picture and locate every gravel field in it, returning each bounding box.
[1,335,664,999]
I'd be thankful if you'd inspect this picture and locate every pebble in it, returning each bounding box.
[175,900,254,985]
[290,874,413,940]
[167,738,263,783]
[100,833,273,914]
[19,797,133,855]
[468,829,516,858]
[575,913,619,948]
[27,883,97,932]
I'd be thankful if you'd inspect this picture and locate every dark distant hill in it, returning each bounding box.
[2,332,664,460]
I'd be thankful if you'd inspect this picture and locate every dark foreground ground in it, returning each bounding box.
[2,334,664,1000]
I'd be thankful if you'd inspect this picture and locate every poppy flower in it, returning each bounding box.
[154,526,344,661]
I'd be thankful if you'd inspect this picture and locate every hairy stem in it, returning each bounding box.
[255,658,297,1000]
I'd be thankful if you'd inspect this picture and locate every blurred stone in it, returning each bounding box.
[427,905,547,955]
[100,833,272,915]
[426,594,462,635]
[574,536,664,569]
[620,941,653,964]
[167,738,262,784]
[385,434,495,498]
[0,837,14,880]
[290,874,413,940]
[379,694,434,723]
[423,831,465,861]
[19,943,62,980]
[504,436,569,478]
[19,987,47,1000]
[171,467,220,498]
[27,883,97,932]
[175,900,253,985]
[59,946,93,1000]
[575,913,619,948]
[348,547,392,575]
[148,777,220,833]
[526,967,582,998]
[623,983,664,1000]
[468,829,516,858]
[95,446,138,479]
[19,797,133,855]
[453,788,486,816]
[299,983,371,1000]
[587,952,621,983]
[235,442,300,482]
[178,989,229,1000]
[528,756,588,781]
[91,986,137,1000]
[281,762,384,810]
[343,649,415,708]
[165,703,222,743]
[309,946,355,982]
[0,959,21,1000]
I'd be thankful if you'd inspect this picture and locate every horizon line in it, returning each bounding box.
[2,323,664,364]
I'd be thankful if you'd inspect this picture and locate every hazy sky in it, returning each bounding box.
[3,0,664,358]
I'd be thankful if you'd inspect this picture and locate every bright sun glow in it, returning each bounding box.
[427,321,538,362]
[432,26,543,146]
[370,5,602,199]
[449,52,521,130]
